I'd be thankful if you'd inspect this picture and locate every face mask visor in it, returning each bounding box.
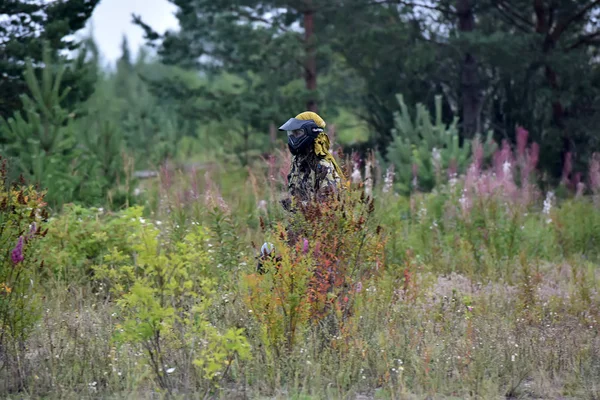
[287,129,307,145]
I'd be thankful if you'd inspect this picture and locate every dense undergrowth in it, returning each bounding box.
[1,130,600,399]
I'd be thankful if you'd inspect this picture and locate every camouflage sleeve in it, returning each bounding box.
[316,158,341,193]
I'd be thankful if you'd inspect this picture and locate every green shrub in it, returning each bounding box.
[0,156,47,389]
[93,210,251,393]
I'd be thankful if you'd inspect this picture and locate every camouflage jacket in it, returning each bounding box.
[286,151,341,206]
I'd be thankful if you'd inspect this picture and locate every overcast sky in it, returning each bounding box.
[86,0,179,65]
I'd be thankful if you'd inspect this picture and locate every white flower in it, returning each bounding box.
[257,199,268,213]
[543,191,554,224]
[383,165,395,193]
[502,160,511,175]
[166,367,176,374]
[449,175,458,189]
[417,205,427,221]
[543,191,554,214]
[364,161,373,195]
[351,162,362,184]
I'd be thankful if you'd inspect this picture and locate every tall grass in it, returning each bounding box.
[1,133,599,399]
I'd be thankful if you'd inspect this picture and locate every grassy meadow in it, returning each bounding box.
[2,137,600,400]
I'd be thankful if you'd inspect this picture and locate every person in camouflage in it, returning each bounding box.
[279,111,343,209]
[257,111,344,271]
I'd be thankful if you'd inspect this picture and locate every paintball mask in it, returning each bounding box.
[278,118,324,155]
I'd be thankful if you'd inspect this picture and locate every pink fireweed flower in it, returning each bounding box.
[302,238,309,254]
[11,236,24,264]
[472,138,484,171]
[516,126,529,159]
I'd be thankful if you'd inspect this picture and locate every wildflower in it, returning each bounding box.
[448,172,458,189]
[411,163,418,189]
[543,191,554,223]
[459,190,470,215]
[28,222,36,237]
[502,160,511,176]
[356,281,363,293]
[166,367,176,374]
[382,165,395,193]
[302,238,309,254]
[351,161,362,184]
[364,160,373,195]
[516,126,529,158]
[257,199,268,213]
[11,236,24,264]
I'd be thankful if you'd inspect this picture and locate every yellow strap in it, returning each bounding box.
[314,132,345,181]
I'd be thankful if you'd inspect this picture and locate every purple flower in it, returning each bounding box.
[26,222,37,241]
[516,126,528,158]
[302,238,309,254]
[11,236,24,264]
[356,282,363,293]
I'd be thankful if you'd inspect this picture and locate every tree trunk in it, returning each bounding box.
[304,4,317,112]
[535,0,570,156]
[457,0,481,138]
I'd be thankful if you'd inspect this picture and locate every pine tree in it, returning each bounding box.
[0,0,100,118]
